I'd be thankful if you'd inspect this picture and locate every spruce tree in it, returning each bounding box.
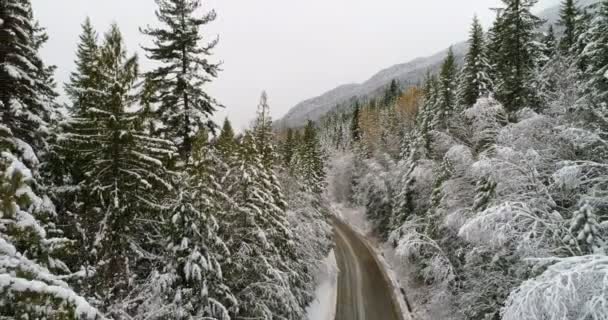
[295,121,325,194]
[141,147,234,319]
[253,91,275,168]
[0,1,100,316]
[490,0,543,118]
[542,25,557,64]
[0,0,55,149]
[282,128,296,166]
[222,132,298,319]
[141,0,221,158]
[350,101,361,143]
[216,117,237,157]
[61,24,176,301]
[581,1,608,109]
[558,0,580,55]
[65,17,100,115]
[436,48,458,129]
[458,16,493,107]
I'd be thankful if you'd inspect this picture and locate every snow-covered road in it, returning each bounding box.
[333,218,403,320]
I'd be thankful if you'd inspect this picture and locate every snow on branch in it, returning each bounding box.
[502,255,608,320]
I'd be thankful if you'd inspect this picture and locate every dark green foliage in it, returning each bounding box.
[141,0,221,158]
[65,18,99,115]
[437,48,458,128]
[490,0,543,118]
[350,101,362,143]
[558,0,579,55]
[458,16,493,107]
[216,117,237,158]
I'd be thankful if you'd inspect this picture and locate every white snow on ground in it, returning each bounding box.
[306,249,339,320]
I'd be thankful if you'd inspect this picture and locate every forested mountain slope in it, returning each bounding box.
[278,0,597,128]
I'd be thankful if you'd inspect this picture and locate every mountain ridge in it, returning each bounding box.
[277,0,597,128]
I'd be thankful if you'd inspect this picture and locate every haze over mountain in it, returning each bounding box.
[278,0,597,128]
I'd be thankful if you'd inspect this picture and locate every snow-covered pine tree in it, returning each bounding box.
[281,128,296,166]
[222,132,298,319]
[0,1,101,316]
[141,0,221,158]
[458,16,493,108]
[490,0,543,119]
[0,0,54,150]
[416,73,440,154]
[350,101,362,144]
[137,143,235,319]
[558,0,580,55]
[60,24,176,303]
[580,0,608,115]
[295,121,325,195]
[216,117,237,158]
[0,125,104,320]
[65,18,100,115]
[253,91,275,168]
[542,24,557,64]
[564,201,605,254]
[435,47,458,129]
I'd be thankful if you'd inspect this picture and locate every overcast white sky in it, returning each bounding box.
[32,0,558,130]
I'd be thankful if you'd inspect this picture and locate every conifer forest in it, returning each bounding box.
[1,0,608,319]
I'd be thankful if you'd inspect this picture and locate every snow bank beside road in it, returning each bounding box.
[306,250,339,320]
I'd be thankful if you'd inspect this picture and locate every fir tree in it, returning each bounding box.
[542,25,557,64]
[60,24,176,301]
[141,0,221,158]
[216,117,237,158]
[223,132,298,319]
[0,0,55,149]
[458,16,493,107]
[281,128,296,166]
[295,121,325,194]
[436,48,458,128]
[141,147,235,319]
[558,0,580,55]
[490,0,543,118]
[580,1,608,109]
[65,17,100,115]
[350,101,361,143]
[253,91,275,168]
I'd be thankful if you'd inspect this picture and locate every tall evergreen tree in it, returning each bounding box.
[0,1,101,317]
[436,48,458,128]
[558,0,580,55]
[0,0,55,149]
[141,0,221,158]
[61,25,176,302]
[350,101,361,143]
[65,17,100,115]
[581,0,608,110]
[458,16,493,107]
[222,132,298,319]
[216,117,237,157]
[253,91,275,168]
[282,128,296,166]
[542,25,557,63]
[490,0,543,118]
[294,121,325,194]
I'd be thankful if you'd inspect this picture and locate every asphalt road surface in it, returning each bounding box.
[333,219,402,320]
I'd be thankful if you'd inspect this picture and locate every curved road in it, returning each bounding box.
[333,218,403,320]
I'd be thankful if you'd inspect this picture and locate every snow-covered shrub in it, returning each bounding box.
[502,255,608,320]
